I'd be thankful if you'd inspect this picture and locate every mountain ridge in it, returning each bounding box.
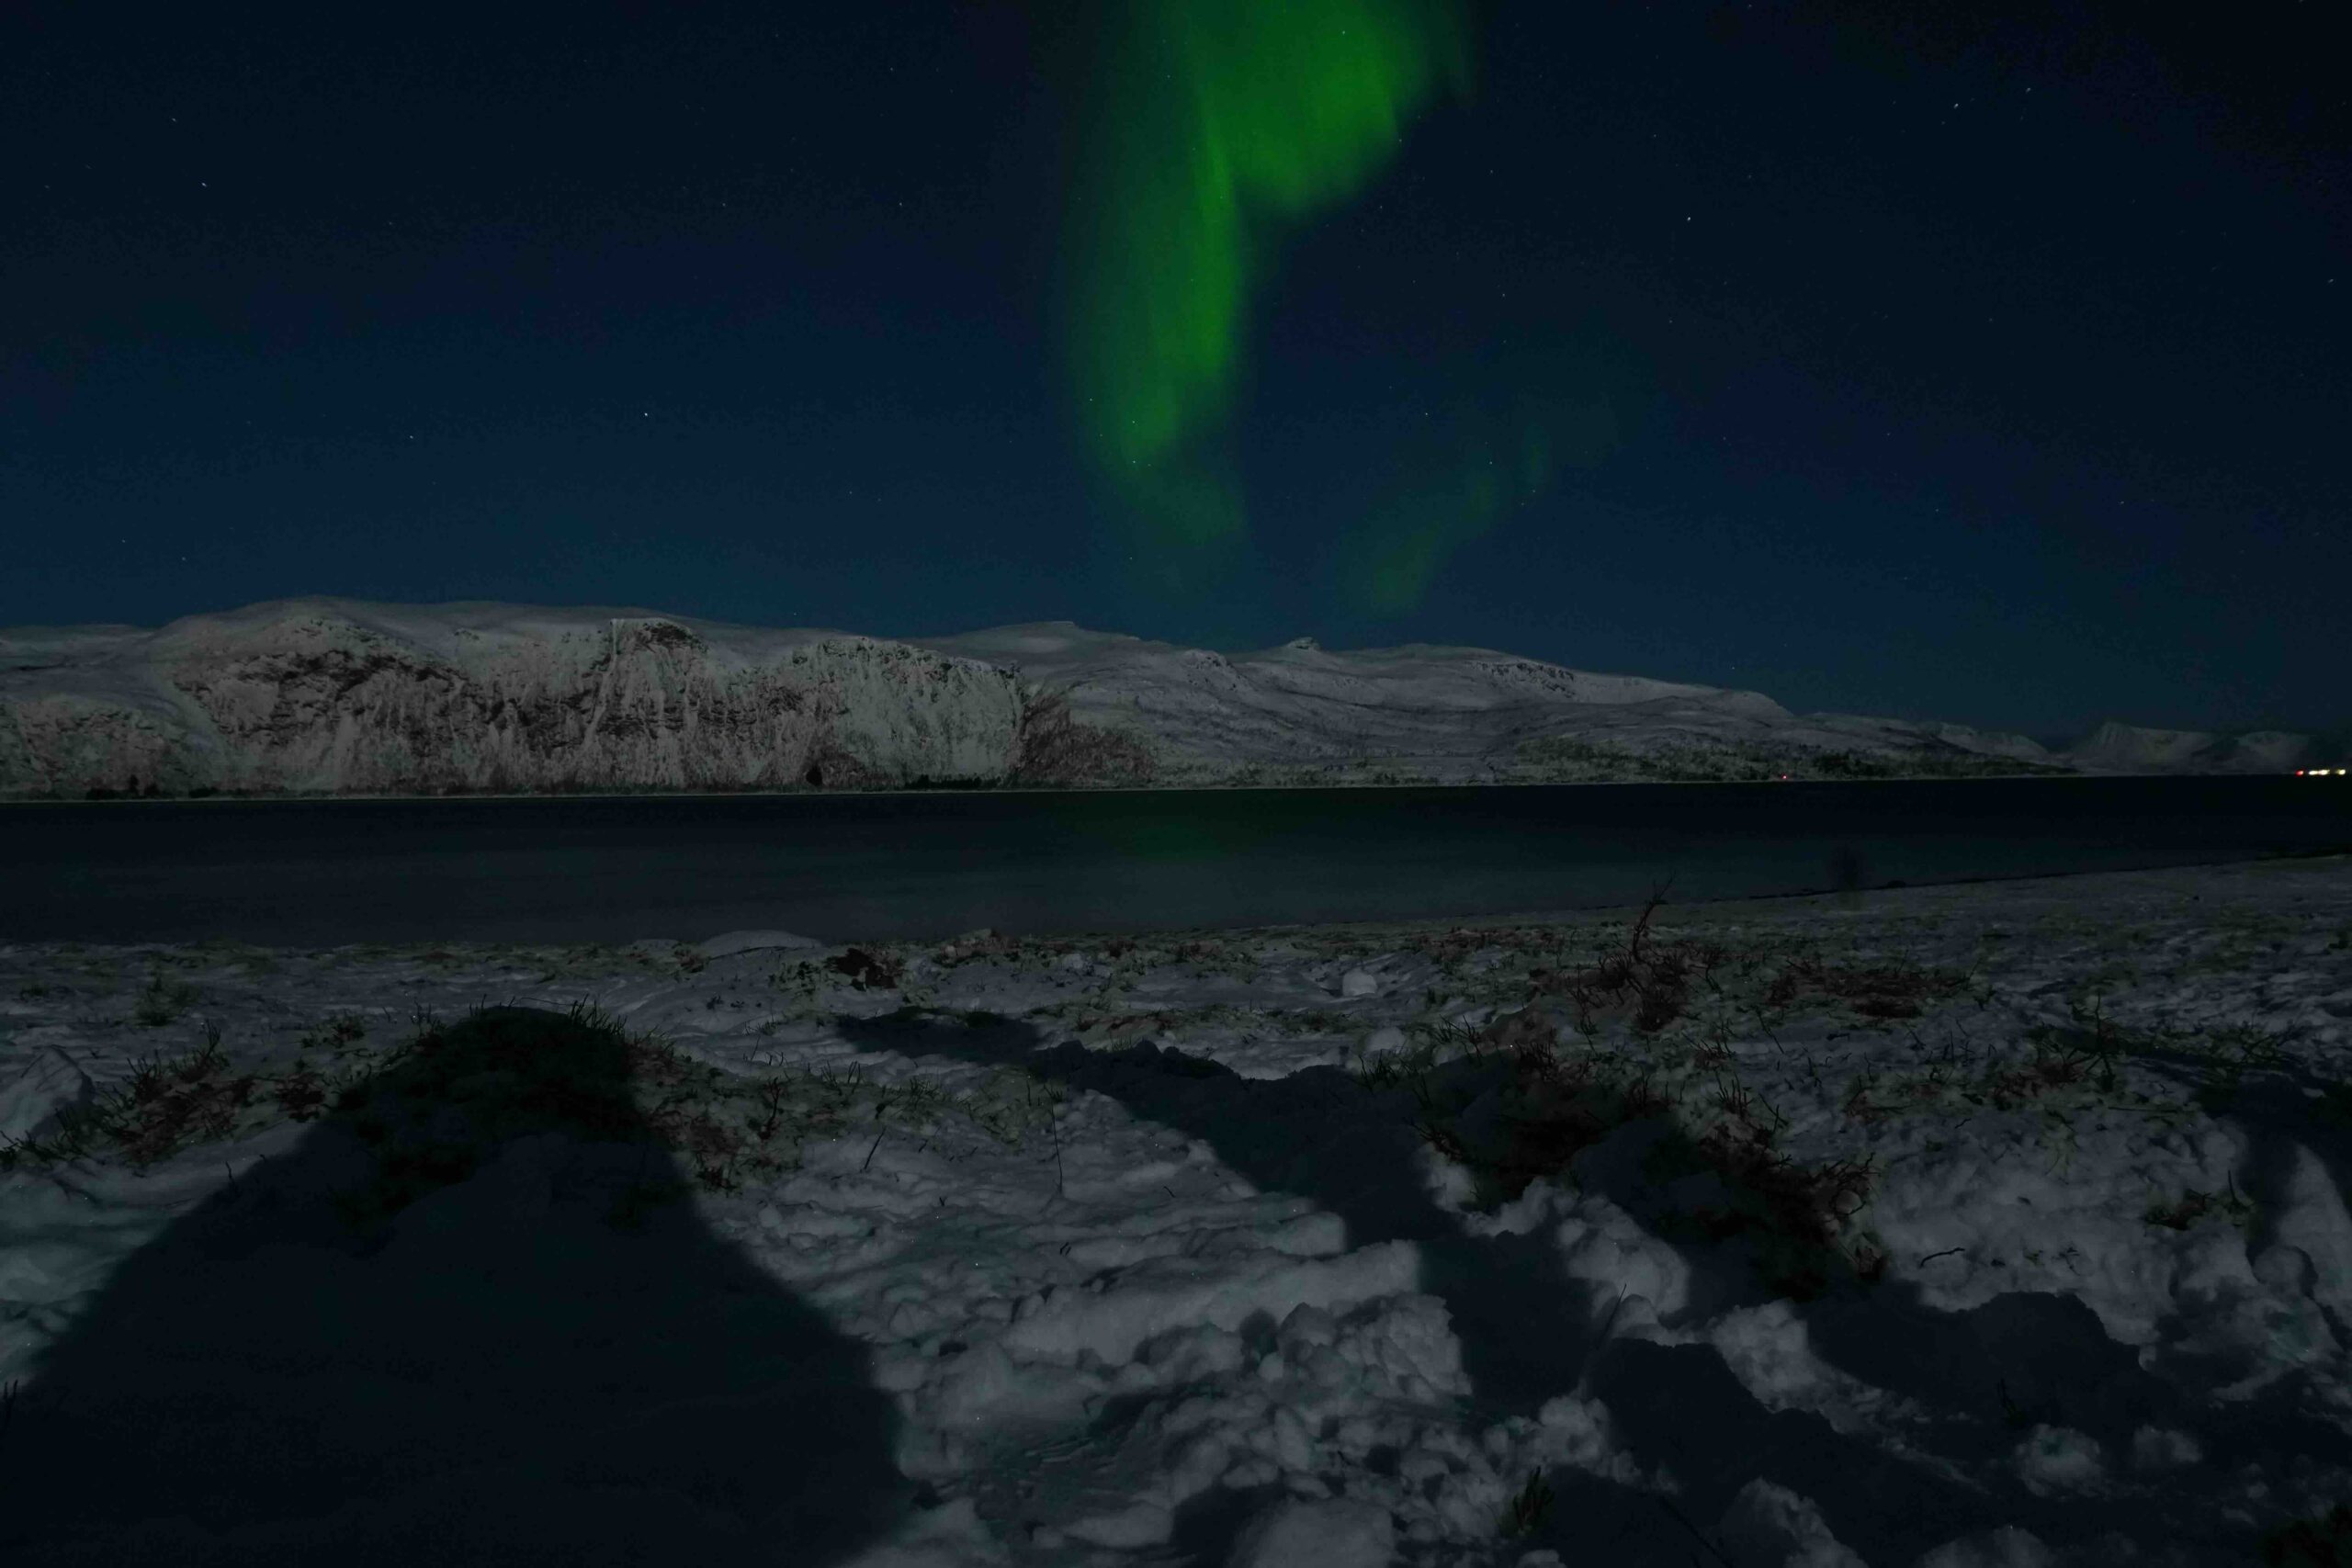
[0,598,2312,797]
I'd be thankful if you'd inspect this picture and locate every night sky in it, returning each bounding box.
[7,3,2346,743]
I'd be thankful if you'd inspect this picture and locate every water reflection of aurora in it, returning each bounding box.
[1053,795,1295,866]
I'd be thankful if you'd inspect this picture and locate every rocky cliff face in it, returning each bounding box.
[0,601,1033,796]
[0,599,2316,797]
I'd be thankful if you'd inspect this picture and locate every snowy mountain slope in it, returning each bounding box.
[907,624,1826,784]
[1804,712,2058,765]
[2,856,2348,1564]
[0,598,2311,796]
[2065,721,2314,775]
[904,622,2300,784]
[0,598,1029,796]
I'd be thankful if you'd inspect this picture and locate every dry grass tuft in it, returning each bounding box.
[1,1023,262,1172]
[1762,957,1967,1020]
[1500,1470,1555,1537]
[1392,887,1894,1300]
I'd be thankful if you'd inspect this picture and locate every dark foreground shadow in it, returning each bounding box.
[0,1007,907,1568]
[842,1008,2344,1565]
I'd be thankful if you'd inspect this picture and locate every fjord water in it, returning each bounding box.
[5,777,2347,947]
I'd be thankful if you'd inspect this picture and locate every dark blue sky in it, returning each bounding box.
[6,3,2345,740]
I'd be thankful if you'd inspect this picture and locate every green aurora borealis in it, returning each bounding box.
[15,6,2340,739]
[1064,0,1474,596]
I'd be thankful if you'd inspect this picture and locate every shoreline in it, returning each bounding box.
[6,851,2346,958]
[0,770,2271,807]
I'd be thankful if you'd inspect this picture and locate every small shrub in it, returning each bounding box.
[131,971,200,1027]
[275,1065,330,1122]
[935,930,1019,966]
[1772,958,1965,1021]
[963,1066,1065,1146]
[1501,1471,1555,1537]
[1632,984,1687,1034]
[827,947,903,990]
[10,1025,263,1170]
[298,1011,370,1051]
[678,1111,742,1192]
[746,1078,796,1142]
[2145,1179,2256,1231]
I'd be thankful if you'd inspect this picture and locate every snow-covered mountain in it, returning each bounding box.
[904,623,2067,785]
[0,600,1026,797]
[0,598,2308,796]
[2062,720,2313,775]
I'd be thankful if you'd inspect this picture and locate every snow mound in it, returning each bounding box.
[695,929,825,958]
[0,1042,97,1143]
[1716,1477,1868,1567]
[1226,1497,1396,1567]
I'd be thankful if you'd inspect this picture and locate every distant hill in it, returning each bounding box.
[2060,720,2312,775]
[0,599,2309,797]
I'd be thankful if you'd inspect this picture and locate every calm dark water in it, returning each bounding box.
[4,778,2347,947]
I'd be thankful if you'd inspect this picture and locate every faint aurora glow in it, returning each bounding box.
[1063,0,1473,587]
[1340,394,1624,615]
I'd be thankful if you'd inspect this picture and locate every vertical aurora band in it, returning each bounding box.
[1065,0,1472,570]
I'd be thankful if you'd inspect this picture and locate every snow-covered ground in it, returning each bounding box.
[4,858,2350,1565]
